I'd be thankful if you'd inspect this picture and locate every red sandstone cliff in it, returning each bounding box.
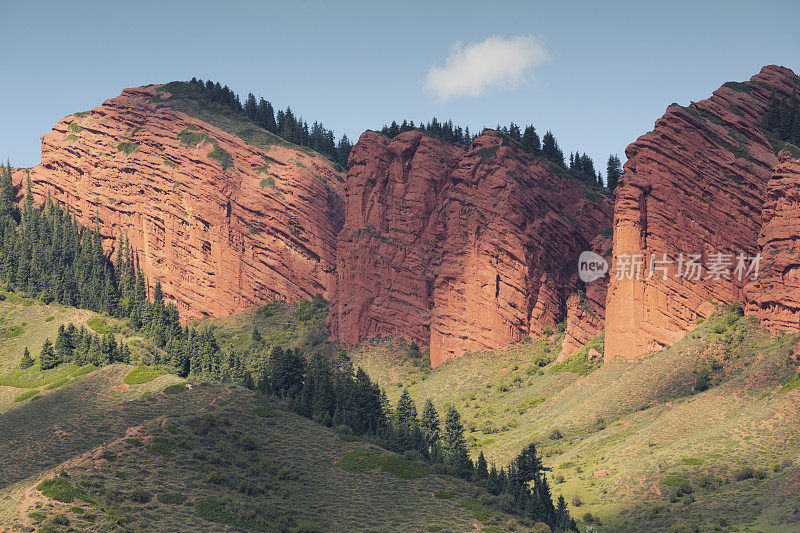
[13,85,344,320]
[605,65,800,360]
[331,130,613,366]
[745,150,800,332]
[558,233,611,361]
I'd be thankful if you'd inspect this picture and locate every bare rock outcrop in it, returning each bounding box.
[605,65,800,359]
[745,150,800,332]
[13,85,344,320]
[331,130,612,366]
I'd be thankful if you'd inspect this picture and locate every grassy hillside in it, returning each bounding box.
[7,293,800,531]
[353,307,800,532]
[192,297,331,356]
[0,293,97,373]
[0,371,529,532]
[0,292,173,414]
[150,81,338,167]
[0,298,534,532]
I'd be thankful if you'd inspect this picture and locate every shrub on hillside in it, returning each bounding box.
[129,488,152,503]
[123,365,166,385]
[36,477,87,503]
[14,390,39,402]
[733,466,762,481]
[670,521,700,533]
[158,492,187,504]
[532,522,552,533]
[694,365,712,392]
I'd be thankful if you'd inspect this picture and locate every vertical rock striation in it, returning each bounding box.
[13,85,344,320]
[605,65,800,359]
[745,150,800,332]
[558,233,612,361]
[331,130,613,366]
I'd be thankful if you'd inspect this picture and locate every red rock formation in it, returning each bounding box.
[331,131,462,348]
[558,233,611,361]
[331,130,612,366]
[13,85,344,320]
[745,150,800,332]
[605,65,800,360]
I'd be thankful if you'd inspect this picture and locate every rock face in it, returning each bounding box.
[558,233,611,361]
[745,151,800,332]
[605,65,800,360]
[331,130,612,366]
[14,85,344,320]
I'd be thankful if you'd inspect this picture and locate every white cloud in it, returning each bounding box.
[424,35,550,102]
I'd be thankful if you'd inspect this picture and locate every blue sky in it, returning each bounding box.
[2,0,798,170]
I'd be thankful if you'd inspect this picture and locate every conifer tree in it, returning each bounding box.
[337,135,352,167]
[541,131,564,164]
[0,163,14,217]
[606,154,622,191]
[475,451,489,483]
[442,405,472,478]
[395,389,418,429]
[20,347,34,369]
[55,325,72,363]
[420,399,441,459]
[244,93,257,120]
[40,339,60,370]
[763,89,781,132]
[268,346,306,398]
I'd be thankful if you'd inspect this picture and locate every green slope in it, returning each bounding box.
[150,81,332,163]
[0,293,173,414]
[8,294,800,531]
[0,299,532,532]
[352,308,800,532]
[0,370,528,532]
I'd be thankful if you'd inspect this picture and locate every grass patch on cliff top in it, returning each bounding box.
[153,81,342,173]
[474,144,500,160]
[722,81,754,93]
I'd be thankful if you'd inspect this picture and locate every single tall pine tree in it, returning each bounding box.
[40,339,60,370]
[606,154,623,191]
